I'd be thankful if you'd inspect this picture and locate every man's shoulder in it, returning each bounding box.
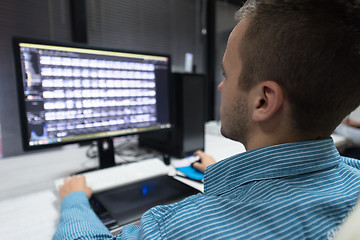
[341,156,360,170]
[147,193,205,218]
[142,192,221,228]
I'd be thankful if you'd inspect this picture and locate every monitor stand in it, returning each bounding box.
[98,138,116,169]
[75,138,116,175]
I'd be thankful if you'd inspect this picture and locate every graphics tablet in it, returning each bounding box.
[89,175,201,230]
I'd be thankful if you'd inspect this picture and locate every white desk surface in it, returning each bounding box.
[0,121,348,239]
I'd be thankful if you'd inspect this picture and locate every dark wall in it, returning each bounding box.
[0,0,204,158]
[0,0,72,157]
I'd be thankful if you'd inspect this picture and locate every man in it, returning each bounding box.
[334,196,360,240]
[335,107,360,159]
[54,0,360,239]
[336,107,360,143]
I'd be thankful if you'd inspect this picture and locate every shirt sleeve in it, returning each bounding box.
[53,191,163,240]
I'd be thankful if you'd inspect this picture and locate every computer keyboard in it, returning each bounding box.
[54,157,170,193]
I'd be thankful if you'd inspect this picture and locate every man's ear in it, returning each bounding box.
[251,81,284,123]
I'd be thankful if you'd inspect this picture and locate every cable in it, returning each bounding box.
[84,135,162,164]
[86,142,98,159]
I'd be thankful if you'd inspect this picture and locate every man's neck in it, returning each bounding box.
[245,132,329,151]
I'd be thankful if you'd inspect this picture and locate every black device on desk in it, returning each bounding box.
[12,37,172,170]
[90,175,200,230]
[139,73,205,158]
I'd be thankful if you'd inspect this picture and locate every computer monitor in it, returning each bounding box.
[13,37,172,170]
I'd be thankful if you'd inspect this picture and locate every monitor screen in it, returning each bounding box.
[13,38,171,151]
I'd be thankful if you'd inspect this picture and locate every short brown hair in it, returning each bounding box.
[237,0,360,136]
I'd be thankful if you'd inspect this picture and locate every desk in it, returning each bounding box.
[0,121,348,239]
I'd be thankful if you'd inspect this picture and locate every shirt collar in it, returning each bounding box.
[204,138,341,196]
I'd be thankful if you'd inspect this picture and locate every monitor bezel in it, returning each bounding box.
[12,36,173,151]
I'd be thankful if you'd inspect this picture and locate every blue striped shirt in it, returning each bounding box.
[53,138,360,240]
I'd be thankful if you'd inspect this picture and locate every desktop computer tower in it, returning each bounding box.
[139,73,205,158]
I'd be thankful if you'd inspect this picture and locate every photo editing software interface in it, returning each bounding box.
[15,41,171,148]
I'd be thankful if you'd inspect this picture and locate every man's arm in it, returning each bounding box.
[53,176,113,239]
[192,150,217,173]
[53,191,114,240]
[53,175,162,240]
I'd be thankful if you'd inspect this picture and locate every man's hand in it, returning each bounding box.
[344,118,360,128]
[58,175,93,200]
[192,150,217,173]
